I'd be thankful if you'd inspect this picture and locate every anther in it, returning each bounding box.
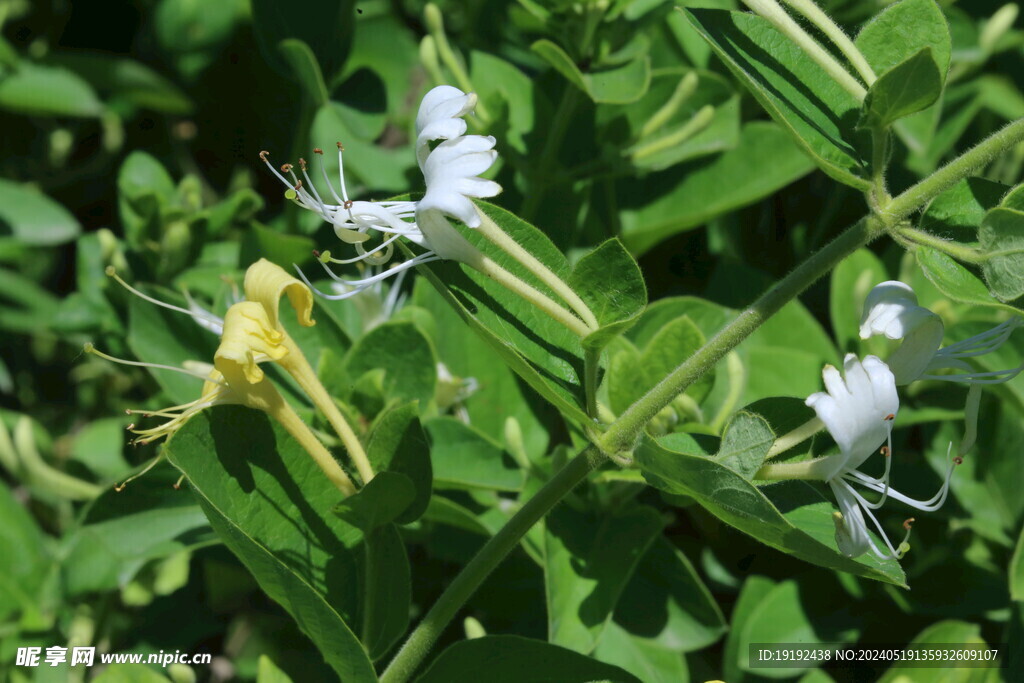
[126,423,135,430]
[953,456,963,466]
[313,148,323,155]
[104,266,116,277]
[298,158,307,171]
[885,413,895,421]
[880,446,890,457]
[259,150,269,161]
[903,517,915,531]
[336,142,345,151]
[294,180,303,191]
[343,199,353,209]
[281,163,293,173]
[114,483,126,492]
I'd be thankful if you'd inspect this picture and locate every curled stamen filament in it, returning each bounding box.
[296,253,441,301]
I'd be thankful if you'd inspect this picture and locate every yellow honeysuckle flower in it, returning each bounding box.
[213,301,288,384]
[243,257,315,329]
[240,259,376,484]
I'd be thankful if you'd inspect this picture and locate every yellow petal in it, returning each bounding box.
[243,258,315,329]
[215,302,288,384]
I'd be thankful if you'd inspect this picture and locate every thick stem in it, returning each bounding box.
[279,335,375,483]
[756,455,839,481]
[598,218,878,456]
[741,0,866,100]
[475,213,599,330]
[780,0,876,85]
[871,126,892,209]
[884,118,1024,223]
[381,449,596,683]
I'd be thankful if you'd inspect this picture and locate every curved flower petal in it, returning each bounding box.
[415,85,477,168]
[244,258,316,329]
[215,302,288,384]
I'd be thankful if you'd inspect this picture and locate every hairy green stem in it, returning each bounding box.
[896,226,986,263]
[381,449,597,683]
[598,217,878,456]
[584,347,601,418]
[884,118,1024,222]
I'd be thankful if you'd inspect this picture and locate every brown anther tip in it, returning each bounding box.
[903,518,915,530]
[880,446,890,457]
[259,150,269,160]
[343,199,354,209]
[313,147,323,155]
[885,413,896,421]
[298,158,307,170]
[336,142,345,151]
[173,482,182,490]
[281,163,293,172]
[953,456,963,465]
[312,250,320,258]
[294,180,303,191]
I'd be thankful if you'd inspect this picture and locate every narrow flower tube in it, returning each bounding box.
[243,259,376,483]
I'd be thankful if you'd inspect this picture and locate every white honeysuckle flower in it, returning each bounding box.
[260,85,501,301]
[859,280,1023,453]
[804,354,958,560]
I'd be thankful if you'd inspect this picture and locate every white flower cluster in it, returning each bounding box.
[260,85,501,300]
[803,281,1021,560]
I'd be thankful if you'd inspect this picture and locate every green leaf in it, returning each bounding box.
[165,406,376,682]
[637,436,906,585]
[250,0,355,83]
[684,9,870,189]
[723,575,776,681]
[127,292,219,405]
[1003,183,1024,212]
[569,238,647,350]
[855,0,951,78]
[618,122,815,255]
[62,480,213,597]
[592,622,689,683]
[257,655,295,683]
[916,246,1022,314]
[51,52,194,115]
[829,248,888,352]
[980,207,1024,301]
[860,48,943,128]
[417,201,590,425]
[118,151,176,246]
[425,418,523,491]
[531,39,651,104]
[0,179,82,246]
[0,268,60,333]
[613,538,727,652]
[361,524,411,661]
[279,39,329,106]
[919,177,1008,235]
[0,481,48,622]
[417,635,643,683]
[93,664,173,683]
[343,321,437,407]
[310,102,410,193]
[714,412,773,481]
[876,621,986,683]
[333,471,416,531]
[545,505,664,653]
[365,401,432,524]
[609,315,711,415]
[1012,523,1024,601]
[0,62,102,117]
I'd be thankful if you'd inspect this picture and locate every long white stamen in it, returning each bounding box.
[337,143,352,203]
[844,482,905,559]
[322,235,402,265]
[919,364,1024,384]
[85,343,227,386]
[295,254,439,301]
[106,268,223,329]
[847,444,957,511]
